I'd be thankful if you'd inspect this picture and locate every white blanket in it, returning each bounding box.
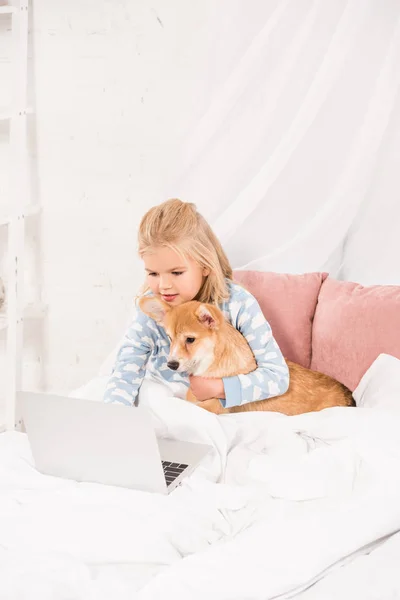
[1,357,400,600]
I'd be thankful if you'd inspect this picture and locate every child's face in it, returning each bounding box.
[143,246,209,306]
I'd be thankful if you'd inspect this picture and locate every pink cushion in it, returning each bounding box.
[311,278,400,391]
[233,270,328,368]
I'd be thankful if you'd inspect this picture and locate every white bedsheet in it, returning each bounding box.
[1,372,400,599]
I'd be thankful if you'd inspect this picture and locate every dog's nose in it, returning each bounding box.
[167,360,179,371]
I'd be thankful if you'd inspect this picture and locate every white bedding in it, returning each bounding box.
[1,355,400,600]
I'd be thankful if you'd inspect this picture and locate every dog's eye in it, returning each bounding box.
[186,337,195,344]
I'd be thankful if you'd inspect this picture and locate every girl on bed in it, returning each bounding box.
[103,198,289,409]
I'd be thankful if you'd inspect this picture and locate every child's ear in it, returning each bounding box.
[138,296,171,324]
[195,304,219,330]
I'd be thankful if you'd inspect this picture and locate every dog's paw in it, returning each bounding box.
[186,388,198,404]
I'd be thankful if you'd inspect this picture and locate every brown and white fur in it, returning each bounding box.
[139,297,355,416]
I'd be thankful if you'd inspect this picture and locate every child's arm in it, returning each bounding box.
[221,290,289,408]
[103,305,154,407]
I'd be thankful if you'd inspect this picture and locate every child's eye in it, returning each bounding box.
[186,337,195,344]
[147,272,183,276]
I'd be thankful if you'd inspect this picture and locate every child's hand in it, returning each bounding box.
[188,376,225,401]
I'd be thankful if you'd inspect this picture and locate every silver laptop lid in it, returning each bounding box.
[18,391,168,494]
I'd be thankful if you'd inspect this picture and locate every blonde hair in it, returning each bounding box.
[137,198,233,305]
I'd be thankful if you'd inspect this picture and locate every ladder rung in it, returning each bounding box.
[0,302,48,331]
[0,109,12,121]
[0,7,15,15]
[0,107,34,120]
[0,6,15,15]
[0,204,41,227]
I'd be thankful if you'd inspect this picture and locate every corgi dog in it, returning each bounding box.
[139,296,355,416]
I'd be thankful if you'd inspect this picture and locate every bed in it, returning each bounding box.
[1,353,400,599]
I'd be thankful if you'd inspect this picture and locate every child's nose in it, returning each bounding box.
[167,360,179,370]
[159,275,172,289]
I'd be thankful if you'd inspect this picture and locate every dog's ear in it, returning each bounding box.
[138,296,171,324]
[195,304,219,330]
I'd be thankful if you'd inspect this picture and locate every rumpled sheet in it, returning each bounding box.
[1,377,400,600]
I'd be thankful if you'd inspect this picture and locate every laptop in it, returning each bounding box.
[18,391,212,494]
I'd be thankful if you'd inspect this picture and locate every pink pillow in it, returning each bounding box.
[311,278,400,391]
[233,271,328,368]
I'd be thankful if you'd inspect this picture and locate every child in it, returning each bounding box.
[103,199,289,409]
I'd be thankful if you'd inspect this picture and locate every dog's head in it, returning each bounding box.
[138,297,224,375]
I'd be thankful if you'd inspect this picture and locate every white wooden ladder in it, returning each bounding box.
[0,1,45,431]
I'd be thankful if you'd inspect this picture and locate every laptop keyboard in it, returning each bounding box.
[162,461,188,487]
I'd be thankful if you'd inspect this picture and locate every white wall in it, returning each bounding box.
[37,0,220,393]
[1,0,214,399]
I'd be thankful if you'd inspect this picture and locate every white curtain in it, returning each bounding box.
[163,0,400,285]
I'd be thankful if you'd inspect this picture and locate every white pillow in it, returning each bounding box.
[353,353,400,410]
